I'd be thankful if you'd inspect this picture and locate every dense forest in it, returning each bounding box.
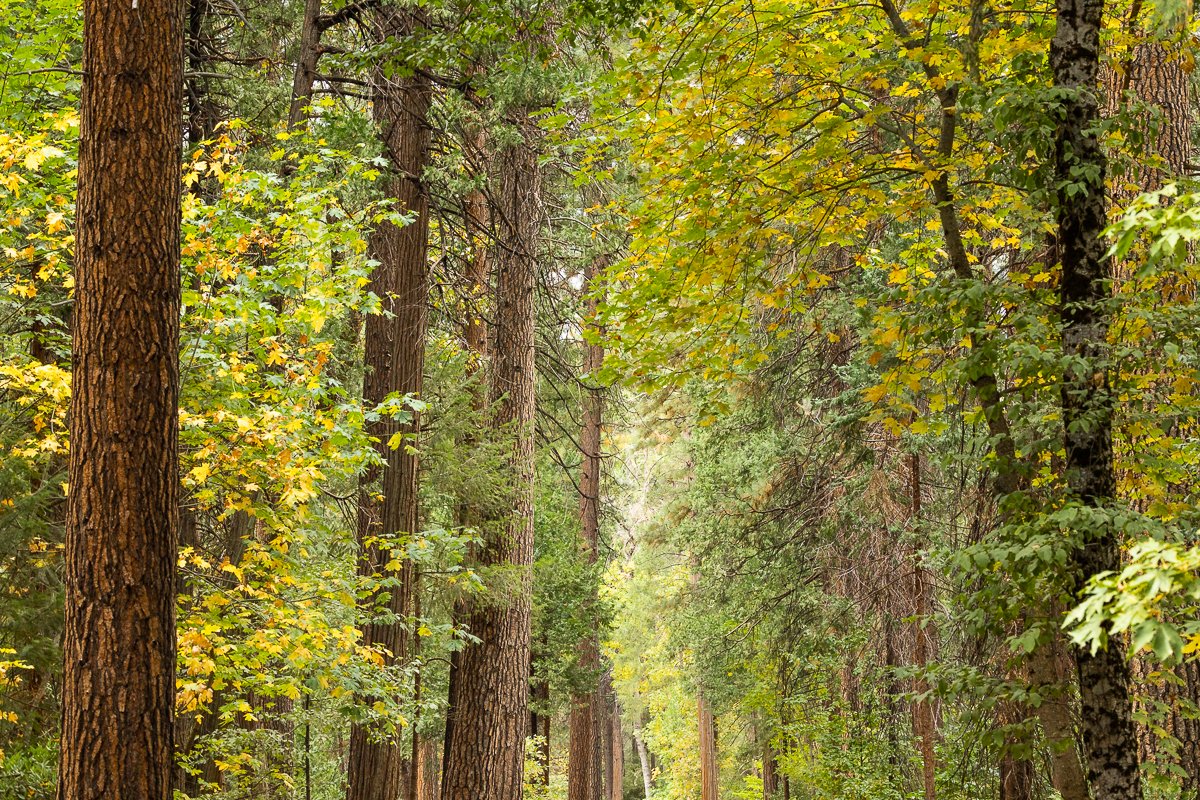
[3,0,1200,798]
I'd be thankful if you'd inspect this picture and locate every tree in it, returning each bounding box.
[57,0,183,798]
[1052,0,1141,797]
[347,5,433,800]
[440,94,541,800]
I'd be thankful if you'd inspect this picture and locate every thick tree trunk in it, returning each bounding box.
[59,0,183,798]
[286,0,324,131]
[1052,2,1141,798]
[347,7,432,800]
[417,738,440,800]
[440,114,540,800]
[698,695,718,800]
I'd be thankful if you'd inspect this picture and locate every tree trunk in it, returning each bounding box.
[698,694,718,800]
[186,0,218,148]
[346,7,432,800]
[286,0,324,131]
[59,0,183,797]
[761,735,779,800]
[634,723,653,800]
[570,256,607,800]
[610,693,624,800]
[1052,2,1142,798]
[440,112,540,800]
[417,738,441,800]
[907,452,938,800]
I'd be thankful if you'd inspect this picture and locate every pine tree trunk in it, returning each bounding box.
[440,112,540,800]
[698,695,718,800]
[347,7,432,800]
[286,0,324,131]
[1052,2,1141,798]
[570,256,606,800]
[907,453,938,800]
[761,735,779,800]
[59,0,183,797]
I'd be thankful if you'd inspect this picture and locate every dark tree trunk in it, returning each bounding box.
[186,0,218,148]
[286,0,324,131]
[1052,1,1141,798]
[761,734,779,800]
[440,113,540,800]
[346,7,432,800]
[59,0,183,798]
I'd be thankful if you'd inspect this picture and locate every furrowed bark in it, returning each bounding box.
[347,6,432,800]
[1052,1,1141,797]
[59,0,183,797]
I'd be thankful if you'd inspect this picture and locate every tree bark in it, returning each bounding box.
[610,692,624,800]
[286,0,324,131]
[346,7,432,800]
[634,719,653,800]
[440,112,540,800]
[761,734,779,800]
[1052,1,1142,798]
[698,694,718,800]
[59,0,183,798]
[907,452,938,800]
[570,256,607,800]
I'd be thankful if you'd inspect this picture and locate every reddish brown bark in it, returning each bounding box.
[440,115,540,800]
[347,7,432,800]
[59,0,183,798]
[698,694,718,800]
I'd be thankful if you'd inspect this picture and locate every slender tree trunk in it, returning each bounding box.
[1052,2,1141,798]
[907,452,938,800]
[570,256,607,800]
[634,724,653,800]
[698,694,718,800]
[59,0,183,797]
[347,7,432,800]
[440,110,540,800]
[610,692,624,800]
[761,735,779,800]
[531,656,552,787]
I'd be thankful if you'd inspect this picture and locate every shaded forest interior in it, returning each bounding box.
[7,0,1200,799]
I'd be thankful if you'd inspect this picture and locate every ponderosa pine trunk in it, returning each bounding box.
[440,113,540,800]
[59,0,183,797]
[569,256,607,800]
[347,7,432,800]
[1051,1,1141,798]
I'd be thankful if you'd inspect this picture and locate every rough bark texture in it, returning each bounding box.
[347,7,432,800]
[440,114,540,800]
[570,257,606,800]
[906,452,938,800]
[286,0,324,131]
[1052,1,1142,798]
[698,695,718,800]
[761,735,779,800]
[59,1,183,798]
[417,738,440,800]
[1105,30,1200,793]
